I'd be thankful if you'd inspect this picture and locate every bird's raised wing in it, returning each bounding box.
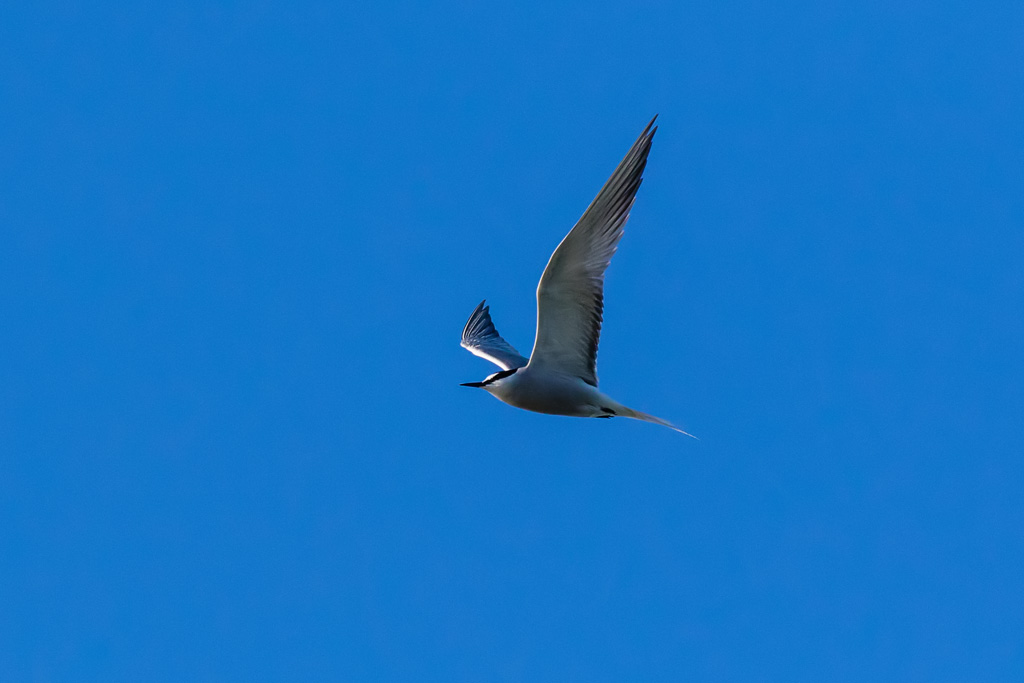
[460,300,529,370]
[527,116,657,386]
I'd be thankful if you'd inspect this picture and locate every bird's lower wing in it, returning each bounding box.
[527,116,657,386]
[460,300,529,370]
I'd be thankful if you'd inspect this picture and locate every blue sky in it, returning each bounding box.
[2,1,1022,680]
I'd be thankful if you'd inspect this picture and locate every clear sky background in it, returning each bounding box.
[2,1,1022,681]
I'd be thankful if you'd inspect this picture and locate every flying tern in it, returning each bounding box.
[460,116,694,437]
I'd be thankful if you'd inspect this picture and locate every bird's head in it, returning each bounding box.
[460,367,518,390]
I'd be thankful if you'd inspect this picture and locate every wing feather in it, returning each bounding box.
[460,300,529,370]
[527,116,658,386]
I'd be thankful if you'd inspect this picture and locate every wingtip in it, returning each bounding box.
[630,115,657,153]
[462,299,489,340]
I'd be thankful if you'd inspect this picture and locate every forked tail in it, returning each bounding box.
[618,406,698,439]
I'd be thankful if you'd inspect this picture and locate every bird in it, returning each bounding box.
[459,116,695,437]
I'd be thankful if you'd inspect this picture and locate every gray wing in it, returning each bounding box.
[460,300,529,370]
[527,116,657,386]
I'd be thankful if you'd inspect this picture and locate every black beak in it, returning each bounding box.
[460,381,485,387]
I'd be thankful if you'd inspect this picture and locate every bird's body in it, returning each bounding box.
[459,116,694,437]
[475,368,618,418]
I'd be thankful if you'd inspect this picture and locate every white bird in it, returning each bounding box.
[460,116,695,437]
